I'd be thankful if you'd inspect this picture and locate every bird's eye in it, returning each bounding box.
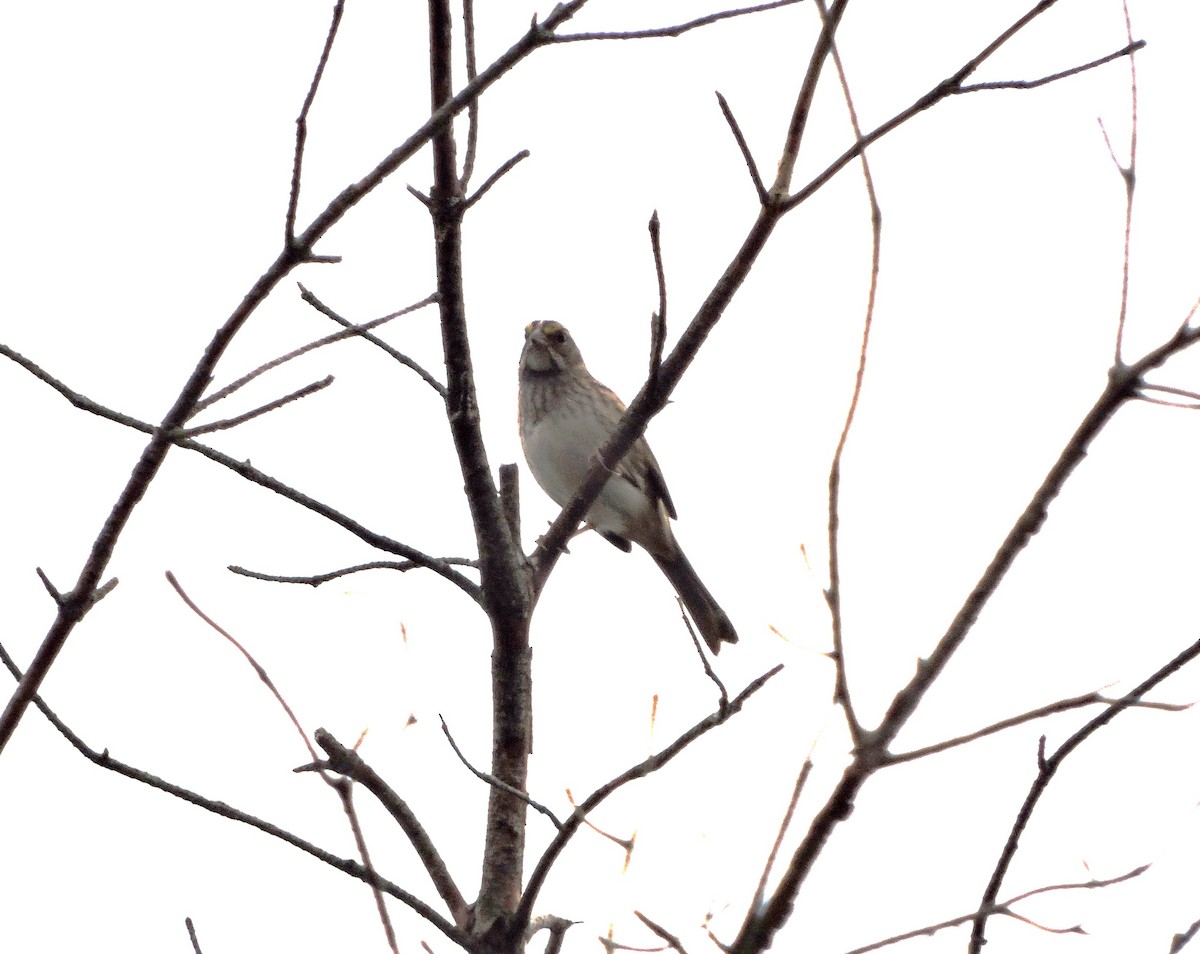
[549,329,567,344]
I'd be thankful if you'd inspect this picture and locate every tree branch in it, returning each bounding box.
[553,0,801,42]
[0,345,481,601]
[0,637,471,950]
[513,666,783,938]
[969,637,1200,951]
[314,728,471,927]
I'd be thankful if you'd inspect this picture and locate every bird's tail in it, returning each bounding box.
[652,549,738,654]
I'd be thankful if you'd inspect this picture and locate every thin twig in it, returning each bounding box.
[647,210,668,389]
[169,574,401,949]
[185,918,203,954]
[677,597,728,707]
[888,690,1190,766]
[287,0,346,246]
[296,287,446,398]
[1140,382,1200,402]
[818,0,877,747]
[439,716,564,829]
[181,376,334,437]
[194,291,441,414]
[459,0,480,190]
[752,754,814,911]
[773,0,850,195]
[515,666,783,933]
[957,40,1144,93]
[229,558,478,586]
[166,572,321,764]
[635,912,691,954]
[844,865,1148,954]
[462,150,530,211]
[782,36,1144,213]
[554,0,801,42]
[1103,10,1138,364]
[715,92,768,205]
[969,637,1200,952]
[335,779,401,954]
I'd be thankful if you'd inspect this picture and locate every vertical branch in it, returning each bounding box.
[770,0,850,196]
[425,0,534,939]
[818,0,880,745]
[648,210,668,388]
[1109,0,1138,364]
[287,0,347,246]
[460,0,480,189]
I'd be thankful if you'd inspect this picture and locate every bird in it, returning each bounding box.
[518,319,738,654]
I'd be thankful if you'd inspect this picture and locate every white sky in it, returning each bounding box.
[3,2,1200,953]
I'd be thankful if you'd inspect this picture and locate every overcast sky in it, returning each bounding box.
[3,2,1200,953]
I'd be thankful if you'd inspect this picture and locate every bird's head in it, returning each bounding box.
[520,320,586,376]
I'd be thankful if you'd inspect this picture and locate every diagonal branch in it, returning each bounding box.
[0,344,481,601]
[286,0,346,246]
[846,865,1148,954]
[513,665,783,939]
[296,287,446,398]
[0,637,471,950]
[968,638,1200,952]
[314,728,470,927]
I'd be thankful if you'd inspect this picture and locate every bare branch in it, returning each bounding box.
[553,0,802,42]
[0,637,470,949]
[166,571,320,765]
[969,638,1200,952]
[957,39,1145,93]
[0,346,482,602]
[890,690,1189,765]
[286,0,346,246]
[459,0,480,190]
[635,912,691,954]
[333,778,401,954]
[462,149,531,211]
[439,716,564,830]
[752,755,814,912]
[229,558,478,586]
[782,21,1143,213]
[648,210,668,388]
[526,916,578,954]
[180,376,334,437]
[315,728,470,928]
[818,0,878,747]
[195,291,440,414]
[1171,917,1200,954]
[1114,10,1139,363]
[185,917,203,954]
[845,865,1148,954]
[515,666,783,936]
[773,0,850,196]
[715,92,768,205]
[296,287,446,398]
